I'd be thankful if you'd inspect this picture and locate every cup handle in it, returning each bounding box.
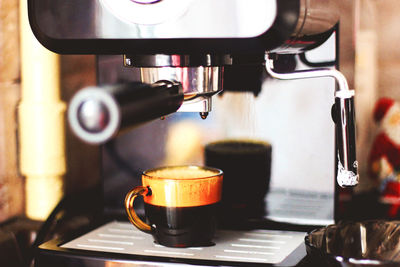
[124,186,152,233]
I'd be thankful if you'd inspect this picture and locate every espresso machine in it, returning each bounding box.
[28,0,358,266]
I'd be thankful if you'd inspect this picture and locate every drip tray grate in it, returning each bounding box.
[61,221,306,265]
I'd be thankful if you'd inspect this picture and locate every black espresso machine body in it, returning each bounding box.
[29,0,337,55]
[28,0,357,266]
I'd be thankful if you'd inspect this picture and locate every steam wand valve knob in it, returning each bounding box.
[68,81,183,144]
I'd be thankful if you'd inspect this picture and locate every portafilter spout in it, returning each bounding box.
[265,53,359,188]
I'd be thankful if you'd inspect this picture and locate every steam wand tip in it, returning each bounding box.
[337,159,359,187]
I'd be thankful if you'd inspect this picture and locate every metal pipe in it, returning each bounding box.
[19,0,66,220]
[265,53,359,187]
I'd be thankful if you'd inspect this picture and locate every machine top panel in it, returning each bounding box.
[28,0,302,54]
[31,0,277,39]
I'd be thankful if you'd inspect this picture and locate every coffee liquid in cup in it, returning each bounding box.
[205,140,271,228]
[137,166,223,247]
[144,204,218,247]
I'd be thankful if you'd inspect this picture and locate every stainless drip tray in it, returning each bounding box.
[60,221,306,266]
[266,189,334,226]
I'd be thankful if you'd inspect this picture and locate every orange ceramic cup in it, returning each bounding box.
[125,165,223,247]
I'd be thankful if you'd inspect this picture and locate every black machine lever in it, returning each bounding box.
[68,81,184,144]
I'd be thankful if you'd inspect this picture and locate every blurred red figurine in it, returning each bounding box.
[369,97,400,217]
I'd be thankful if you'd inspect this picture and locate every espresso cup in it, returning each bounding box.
[125,165,223,248]
[205,139,271,227]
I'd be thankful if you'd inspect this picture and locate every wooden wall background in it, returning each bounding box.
[0,1,100,221]
[0,0,23,221]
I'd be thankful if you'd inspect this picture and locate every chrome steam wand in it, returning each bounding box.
[265,53,359,188]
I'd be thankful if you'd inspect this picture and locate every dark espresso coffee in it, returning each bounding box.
[145,203,218,247]
[125,166,223,248]
[205,140,271,227]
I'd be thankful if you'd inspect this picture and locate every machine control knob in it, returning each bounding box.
[100,0,193,25]
[131,0,162,4]
[77,99,110,133]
